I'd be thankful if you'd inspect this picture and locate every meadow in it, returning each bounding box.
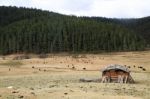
[0,51,150,99]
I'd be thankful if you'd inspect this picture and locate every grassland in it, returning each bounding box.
[0,61,23,67]
[0,51,150,99]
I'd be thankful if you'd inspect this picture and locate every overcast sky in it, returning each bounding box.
[0,0,150,18]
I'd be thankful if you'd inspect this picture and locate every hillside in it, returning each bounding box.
[113,17,150,45]
[0,6,149,55]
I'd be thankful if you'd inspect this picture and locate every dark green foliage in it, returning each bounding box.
[0,6,147,55]
[96,17,150,46]
[125,17,150,46]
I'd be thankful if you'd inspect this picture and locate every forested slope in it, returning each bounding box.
[0,6,148,55]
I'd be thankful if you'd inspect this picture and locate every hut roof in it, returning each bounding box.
[101,64,130,73]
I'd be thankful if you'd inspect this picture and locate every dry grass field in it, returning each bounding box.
[0,51,150,99]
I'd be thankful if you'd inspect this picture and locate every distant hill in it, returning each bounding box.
[85,16,150,45]
[120,17,150,45]
[0,6,149,55]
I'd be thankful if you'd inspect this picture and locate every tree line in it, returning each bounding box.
[0,6,147,55]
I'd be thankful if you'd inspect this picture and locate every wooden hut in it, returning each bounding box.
[101,64,134,83]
